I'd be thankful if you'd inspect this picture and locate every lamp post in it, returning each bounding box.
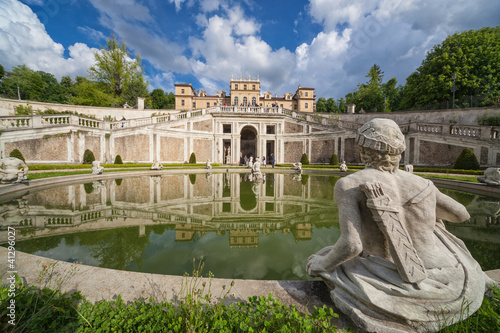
[451,73,457,109]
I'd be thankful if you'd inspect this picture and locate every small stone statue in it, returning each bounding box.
[151,161,163,170]
[248,156,253,169]
[477,167,500,186]
[339,160,347,172]
[405,164,414,173]
[205,160,212,169]
[0,157,28,183]
[291,162,302,172]
[91,161,104,175]
[306,118,495,333]
[252,157,262,179]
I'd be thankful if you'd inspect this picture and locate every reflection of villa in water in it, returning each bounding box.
[0,174,338,247]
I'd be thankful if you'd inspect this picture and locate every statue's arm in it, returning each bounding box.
[307,179,363,276]
[435,190,470,223]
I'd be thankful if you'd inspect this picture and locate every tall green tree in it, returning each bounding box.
[88,35,149,101]
[400,26,500,109]
[345,64,389,112]
[326,98,338,113]
[315,97,327,112]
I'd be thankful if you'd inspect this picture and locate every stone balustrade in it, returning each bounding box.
[417,123,443,134]
[0,116,32,129]
[450,125,482,138]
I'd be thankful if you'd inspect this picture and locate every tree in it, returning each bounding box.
[0,64,4,81]
[345,64,388,112]
[453,148,480,170]
[325,98,338,113]
[315,97,326,113]
[83,149,96,164]
[88,35,149,100]
[71,77,120,107]
[300,153,310,165]
[400,26,500,109]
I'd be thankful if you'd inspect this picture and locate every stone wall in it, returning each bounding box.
[311,140,334,164]
[114,134,150,162]
[162,137,184,162]
[418,140,466,167]
[84,135,101,162]
[284,141,303,163]
[114,178,150,204]
[193,139,213,162]
[193,119,213,132]
[5,135,69,162]
[284,121,303,133]
[344,138,361,164]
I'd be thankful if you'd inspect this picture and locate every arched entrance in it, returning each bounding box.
[240,125,257,163]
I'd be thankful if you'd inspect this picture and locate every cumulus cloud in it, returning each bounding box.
[0,0,96,78]
[188,6,295,94]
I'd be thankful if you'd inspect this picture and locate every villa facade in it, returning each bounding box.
[175,76,315,113]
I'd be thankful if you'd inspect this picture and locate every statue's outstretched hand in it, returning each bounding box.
[306,254,326,278]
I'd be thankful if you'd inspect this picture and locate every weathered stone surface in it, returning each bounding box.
[419,140,465,167]
[284,141,303,163]
[0,157,28,183]
[193,119,213,132]
[85,136,101,162]
[6,135,69,161]
[284,121,303,133]
[307,118,494,333]
[114,134,150,162]
[311,140,334,164]
[163,137,184,162]
[477,167,500,186]
[193,139,212,162]
[344,138,361,164]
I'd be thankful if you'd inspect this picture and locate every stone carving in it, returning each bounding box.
[477,167,500,186]
[291,162,302,172]
[205,160,212,169]
[306,118,495,333]
[252,157,262,179]
[0,198,29,226]
[339,160,347,172]
[151,161,163,170]
[248,156,253,169]
[0,157,28,183]
[91,161,104,175]
[405,164,414,173]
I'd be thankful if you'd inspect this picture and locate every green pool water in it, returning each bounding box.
[1,173,498,280]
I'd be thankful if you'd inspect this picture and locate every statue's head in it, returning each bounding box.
[356,118,405,173]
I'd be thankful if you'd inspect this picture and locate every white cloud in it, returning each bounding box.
[0,0,96,78]
[188,7,295,94]
[78,26,106,42]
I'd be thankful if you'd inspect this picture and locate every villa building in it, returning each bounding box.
[174,76,315,112]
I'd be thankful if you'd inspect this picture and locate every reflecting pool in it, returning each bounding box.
[1,173,499,280]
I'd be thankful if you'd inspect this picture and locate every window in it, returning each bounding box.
[244,85,247,90]
[181,88,185,94]
[223,124,231,133]
[305,103,308,108]
[235,84,238,90]
[192,102,196,108]
[280,104,283,108]
[294,104,298,110]
[181,100,185,106]
[207,102,210,107]
[305,92,309,97]
[266,125,275,134]
[252,85,256,90]
[234,96,238,105]
[243,97,247,105]
[252,97,256,105]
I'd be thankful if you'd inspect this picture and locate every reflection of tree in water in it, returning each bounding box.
[462,239,500,271]
[300,174,309,185]
[189,174,197,185]
[78,227,150,271]
[239,175,257,211]
[16,235,63,253]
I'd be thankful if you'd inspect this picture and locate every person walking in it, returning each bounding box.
[270,153,275,168]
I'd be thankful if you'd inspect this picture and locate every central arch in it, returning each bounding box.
[240,125,257,162]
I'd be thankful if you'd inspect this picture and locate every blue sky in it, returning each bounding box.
[1,0,499,99]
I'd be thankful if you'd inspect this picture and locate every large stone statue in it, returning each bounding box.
[477,167,500,186]
[291,162,302,172]
[306,118,495,333]
[0,157,28,183]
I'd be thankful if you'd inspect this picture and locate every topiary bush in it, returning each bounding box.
[189,152,196,164]
[330,154,339,166]
[453,148,480,170]
[9,149,25,162]
[300,153,310,165]
[83,149,95,164]
[114,155,123,164]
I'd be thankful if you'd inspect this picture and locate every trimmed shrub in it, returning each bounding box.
[300,153,310,165]
[453,148,480,170]
[83,149,95,164]
[330,154,339,166]
[9,149,25,162]
[189,152,196,164]
[114,155,123,164]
